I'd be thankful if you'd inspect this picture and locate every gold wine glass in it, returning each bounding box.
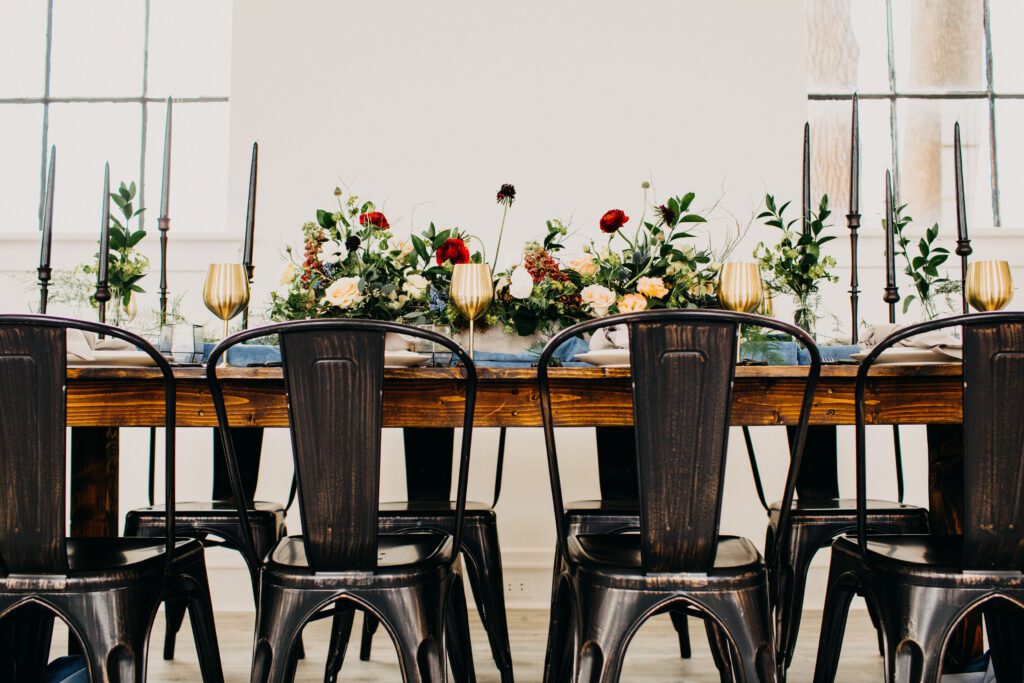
[203,263,251,343]
[450,263,493,358]
[717,262,765,314]
[967,260,1014,312]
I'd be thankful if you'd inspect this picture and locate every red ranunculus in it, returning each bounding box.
[436,237,471,266]
[599,209,629,234]
[359,211,390,230]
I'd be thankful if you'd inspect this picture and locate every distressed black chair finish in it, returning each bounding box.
[0,315,223,683]
[124,428,291,660]
[813,313,1024,683]
[750,417,929,677]
[540,311,821,683]
[207,320,478,683]
[337,426,514,683]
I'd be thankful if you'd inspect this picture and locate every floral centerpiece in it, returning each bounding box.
[564,184,724,318]
[755,193,838,335]
[892,204,959,320]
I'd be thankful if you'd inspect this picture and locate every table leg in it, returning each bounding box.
[403,428,455,501]
[926,424,984,672]
[0,605,54,683]
[788,425,840,499]
[595,427,639,502]
[70,427,119,538]
[212,427,266,502]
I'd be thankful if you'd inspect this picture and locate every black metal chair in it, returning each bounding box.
[745,410,928,678]
[0,315,223,683]
[336,426,514,683]
[124,427,294,661]
[813,312,1024,683]
[539,310,822,683]
[207,319,479,683]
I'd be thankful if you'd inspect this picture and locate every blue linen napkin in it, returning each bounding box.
[42,656,87,683]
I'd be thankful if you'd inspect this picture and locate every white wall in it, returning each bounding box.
[2,0,1022,614]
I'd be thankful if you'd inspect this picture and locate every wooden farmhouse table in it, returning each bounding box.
[62,362,980,669]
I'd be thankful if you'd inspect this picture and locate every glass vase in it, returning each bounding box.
[793,292,819,339]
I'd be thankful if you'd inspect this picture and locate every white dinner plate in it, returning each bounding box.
[384,351,431,368]
[68,350,157,366]
[574,349,630,367]
[849,347,956,365]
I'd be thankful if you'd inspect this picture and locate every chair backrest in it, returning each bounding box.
[539,310,821,574]
[206,320,477,574]
[854,312,1024,570]
[0,315,177,576]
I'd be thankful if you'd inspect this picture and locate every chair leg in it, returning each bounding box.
[461,520,514,681]
[574,582,660,683]
[180,556,226,683]
[811,562,858,683]
[705,618,736,683]
[543,559,574,683]
[984,601,1024,683]
[250,584,330,683]
[66,590,159,683]
[360,613,380,661]
[373,582,447,683]
[669,610,692,659]
[324,604,356,683]
[447,571,478,683]
[698,586,777,683]
[775,543,814,673]
[864,597,886,657]
[162,596,189,661]
[875,582,970,683]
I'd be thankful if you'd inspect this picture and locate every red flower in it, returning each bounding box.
[599,209,629,234]
[359,211,390,230]
[436,237,471,266]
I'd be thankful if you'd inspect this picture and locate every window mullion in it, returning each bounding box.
[885,0,901,208]
[983,0,1000,226]
[37,0,55,231]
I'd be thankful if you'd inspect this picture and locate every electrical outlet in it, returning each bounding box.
[503,572,536,598]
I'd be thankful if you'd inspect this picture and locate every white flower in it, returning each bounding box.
[580,284,616,317]
[388,294,410,310]
[509,266,534,299]
[278,262,298,286]
[598,245,610,260]
[566,255,598,277]
[319,240,344,265]
[322,276,363,309]
[403,273,429,299]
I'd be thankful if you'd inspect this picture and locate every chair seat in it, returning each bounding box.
[265,533,455,585]
[0,538,204,589]
[128,500,285,518]
[378,500,494,516]
[768,498,925,515]
[568,533,762,575]
[832,535,1024,586]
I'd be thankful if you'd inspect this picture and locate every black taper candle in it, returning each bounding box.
[953,122,972,314]
[241,141,258,329]
[883,169,900,323]
[95,163,112,324]
[802,122,811,235]
[847,95,861,344]
[158,97,172,325]
[38,145,56,314]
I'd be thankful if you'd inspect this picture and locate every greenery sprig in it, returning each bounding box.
[892,204,958,318]
[755,193,838,300]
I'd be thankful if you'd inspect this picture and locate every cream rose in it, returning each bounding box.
[580,284,616,317]
[278,262,298,286]
[509,266,534,299]
[617,293,648,313]
[403,273,429,299]
[323,276,363,309]
[636,276,669,299]
[566,255,598,278]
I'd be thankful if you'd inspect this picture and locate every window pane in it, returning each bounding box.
[810,98,892,226]
[0,105,44,233]
[144,102,229,234]
[806,0,889,93]
[0,3,47,96]
[49,0,144,97]
[48,103,142,233]
[147,0,233,97]
[897,98,993,231]
[997,101,1024,227]
[990,0,1024,93]
[892,0,986,92]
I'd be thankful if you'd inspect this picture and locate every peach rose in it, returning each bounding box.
[323,276,363,309]
[617,293,648,313]
[636,276,669,299]
[580,284,616,317]
[566,255,598,278]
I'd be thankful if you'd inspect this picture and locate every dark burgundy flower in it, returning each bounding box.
[657,203,676,225]
[435,237,471,266]
[345,235,361,251]
[599,209,629,234]
[358,211,390,230]
[496,183,516,206]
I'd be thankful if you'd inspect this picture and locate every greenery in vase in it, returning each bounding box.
[755,193,838,332]
[84,181,149,312]
[891,204,959,319]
